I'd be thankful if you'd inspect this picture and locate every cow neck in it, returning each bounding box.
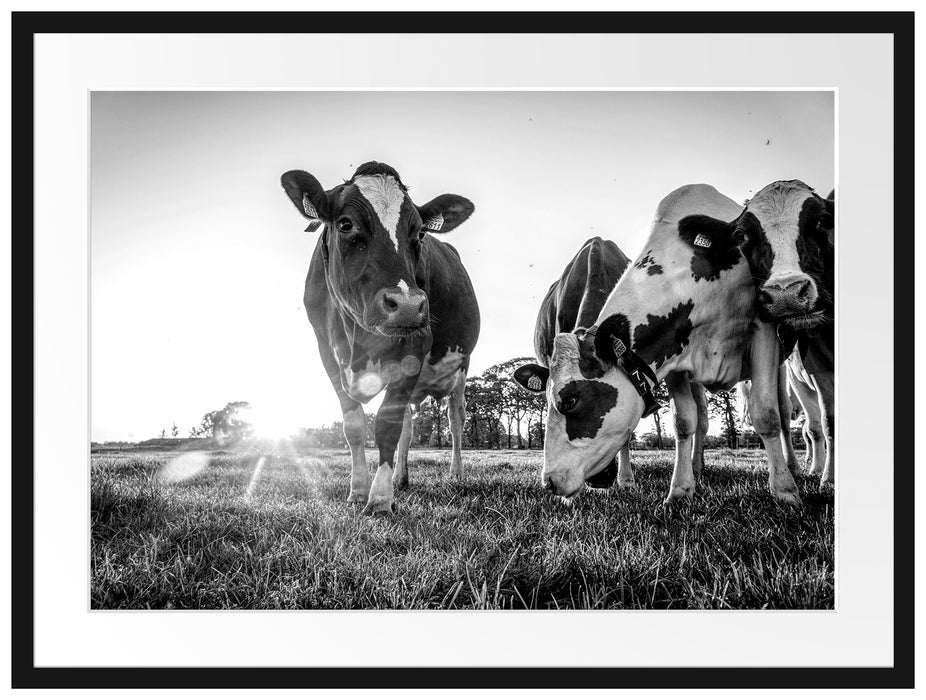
[582,323,661,419]
[331,305,430,373]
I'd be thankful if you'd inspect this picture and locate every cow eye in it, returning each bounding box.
[560,396,578,413]
[336,218,353,234]
[732,228,748,245]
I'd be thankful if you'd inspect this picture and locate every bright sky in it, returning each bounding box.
[91,91,833,441]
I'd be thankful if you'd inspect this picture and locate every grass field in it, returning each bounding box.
[91,448,834,610]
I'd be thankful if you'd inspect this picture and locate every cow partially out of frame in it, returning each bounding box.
[516,184,803,506]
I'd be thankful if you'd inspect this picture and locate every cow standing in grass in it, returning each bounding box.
[281,162,479,516]
[699,181,835,484]
[514,237,710,489]
[513,184,804,505]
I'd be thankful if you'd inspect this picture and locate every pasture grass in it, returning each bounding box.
[91,448,834,609]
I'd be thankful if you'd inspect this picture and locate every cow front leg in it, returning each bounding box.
[342,405,371,504]
[363,382,415,517]
[804,409,826,477]
[802,423,815,471]
[750,323,801,506]
[665,372,698,503]
[691,382,709,480]
[791,375,825,477]
[777,365,801,477]
[447,371,467,480]
[812,373,835,486]
[616,441,635,489]
[392,406,413,490]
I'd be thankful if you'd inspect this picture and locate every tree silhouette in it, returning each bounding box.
[707,390,740,449]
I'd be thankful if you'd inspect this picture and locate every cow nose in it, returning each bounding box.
[759,273,816,314]
[379,286,428,328]
[792,279,811,300]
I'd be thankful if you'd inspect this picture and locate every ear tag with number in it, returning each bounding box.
[527,375,542,391]
[302,194,319,219]
[612,338,627,359]
[424,213,444,231]
[694,233,711,248]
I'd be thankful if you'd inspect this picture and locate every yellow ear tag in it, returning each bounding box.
[694,233,711,248]
[528,375,542,391]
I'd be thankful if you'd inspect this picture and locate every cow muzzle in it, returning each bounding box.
[541,471,585,499]
[375,285,429,335]
[758,272,818,321]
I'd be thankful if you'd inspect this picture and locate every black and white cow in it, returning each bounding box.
[280,162,480,516]
[696,179,834,329]
[687,180,835,485]
[514,237,710,489]
[513,184,803,505]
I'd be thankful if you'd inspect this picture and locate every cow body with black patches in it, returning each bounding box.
[513,237,711,491]
[530,185,802,505]
[281,162,479,515]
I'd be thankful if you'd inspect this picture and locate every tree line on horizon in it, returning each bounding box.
[144,357,800,452]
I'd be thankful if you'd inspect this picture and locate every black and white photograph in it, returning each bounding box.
[90,89,836,610]
[15,8,911,687]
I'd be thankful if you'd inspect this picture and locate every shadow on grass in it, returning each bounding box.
[91,449,835,610]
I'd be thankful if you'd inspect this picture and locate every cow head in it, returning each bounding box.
[281,162,474,336]
[679,180,833,329]
[514,321,653,498]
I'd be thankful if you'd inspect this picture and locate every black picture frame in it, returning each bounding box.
[11,10,914,690]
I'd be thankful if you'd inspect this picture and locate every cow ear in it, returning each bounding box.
[677,214,739,249]
[281,170,329,232]
[513,364,549,393]
[417,194,474,234]
[819,195,834,242]
[593,314,631,367]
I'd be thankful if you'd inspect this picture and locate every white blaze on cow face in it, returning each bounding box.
[541,333,641,498]
[397,279,410,297]
[745,181,819,317]
[354,174,406,251]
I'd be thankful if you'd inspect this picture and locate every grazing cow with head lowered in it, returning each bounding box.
[280,162,480,515]
[514,237,710,489]
[516,184,802,505]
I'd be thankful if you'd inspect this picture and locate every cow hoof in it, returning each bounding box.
[772,489,802,507]
[664,486,695,504]
[362,500,394,517]
[449,469,464,481]
[617,478,636,490]
[347,491,368,504]
[393,476,409,491]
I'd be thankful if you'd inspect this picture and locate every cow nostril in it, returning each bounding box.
[759,290,774,306]
[383,294,398,312]
[542,476,555,493]
[417,300,425,315]
[796,280,811,299]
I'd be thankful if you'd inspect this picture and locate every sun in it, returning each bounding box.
[235,404,299,441]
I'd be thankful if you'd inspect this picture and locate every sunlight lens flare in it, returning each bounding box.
[156,451,210,484]
[234,404,300,441]
[244,456,267,500]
